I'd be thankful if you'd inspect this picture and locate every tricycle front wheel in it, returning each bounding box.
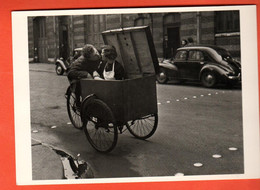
[66,87,83,129]
[126,114,158,140]
[82,99,118,153]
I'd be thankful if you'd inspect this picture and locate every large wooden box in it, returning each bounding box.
[80,75,157,124]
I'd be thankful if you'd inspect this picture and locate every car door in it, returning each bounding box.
[173,50,189,79]
[186,50,205,80]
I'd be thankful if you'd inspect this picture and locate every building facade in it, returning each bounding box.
[28,11,240,63]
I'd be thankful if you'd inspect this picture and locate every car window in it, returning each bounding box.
[188,51,204,61]
[175,51,187,61]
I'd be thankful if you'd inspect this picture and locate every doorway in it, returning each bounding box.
[33,17,48,62]
[163,13,181,59]
[58,17,69,60]
[165,27,180,59]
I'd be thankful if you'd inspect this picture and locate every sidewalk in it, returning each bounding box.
[31,139,65,180]
[30,63,93,180]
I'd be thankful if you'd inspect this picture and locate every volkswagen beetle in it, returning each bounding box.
[156,45,241,88]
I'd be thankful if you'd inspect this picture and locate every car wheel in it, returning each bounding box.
[156,67,168,84]
[201,71,217,88]
[56,64,64,75]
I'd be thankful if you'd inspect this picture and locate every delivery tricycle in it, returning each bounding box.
[66,26,159,153]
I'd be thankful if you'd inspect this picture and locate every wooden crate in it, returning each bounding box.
[80,75,157,124]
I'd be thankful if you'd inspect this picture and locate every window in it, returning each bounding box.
[188,51,204,61]
[175,51,187,61]
[215,11,240,33]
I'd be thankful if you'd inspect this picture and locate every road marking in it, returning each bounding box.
[32,130,39,133]
[212,154,222,158]
[229,147,238,151]
[67,122,72,125]
[51,126,57,129]
[161,90,226,104]
[174,173,184,176]
[194,163,203,167]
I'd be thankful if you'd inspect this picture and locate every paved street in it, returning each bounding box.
[30,63,243,179]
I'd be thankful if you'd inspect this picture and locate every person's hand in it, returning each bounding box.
[94,76,103,80]
[93,71,100,77]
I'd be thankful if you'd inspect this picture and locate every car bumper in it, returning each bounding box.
[227,73,241,81]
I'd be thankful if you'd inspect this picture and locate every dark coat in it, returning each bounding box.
[67,55,100,81]
[97,60,125,80]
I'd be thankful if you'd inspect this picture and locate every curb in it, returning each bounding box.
[32,139,65,180]
[32,139,94,180]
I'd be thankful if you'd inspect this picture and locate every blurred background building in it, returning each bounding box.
[28,11,240,63]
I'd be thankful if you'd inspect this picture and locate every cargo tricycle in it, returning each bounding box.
[66,26,159,153]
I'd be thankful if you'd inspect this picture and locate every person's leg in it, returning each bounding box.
[75,81,82,108]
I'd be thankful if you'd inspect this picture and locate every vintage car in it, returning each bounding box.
[156,45,241,88]
[55,47,82,75]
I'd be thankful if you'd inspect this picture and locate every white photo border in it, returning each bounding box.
[12,5,260,185]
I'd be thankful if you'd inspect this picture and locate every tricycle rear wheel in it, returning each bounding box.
[82,99,118,153]
[126,113,158,140]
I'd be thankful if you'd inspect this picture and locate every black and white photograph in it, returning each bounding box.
[12,5,260,185]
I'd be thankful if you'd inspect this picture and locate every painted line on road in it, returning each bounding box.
[229,147,238,151]
[212,154,222,158]
[158,90,229,104]
[174,173,184,176]
[193,163,203,167]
